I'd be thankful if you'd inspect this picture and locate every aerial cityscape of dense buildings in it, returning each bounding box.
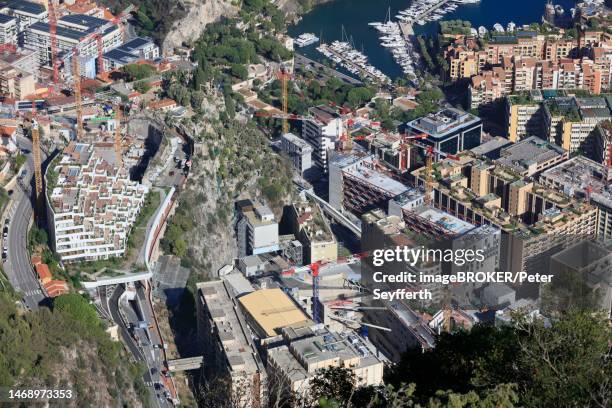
[0,0,609,406]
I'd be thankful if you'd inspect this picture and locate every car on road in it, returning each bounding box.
[2,252,7,261]
[150,367,158,375]
[4,218,9,225]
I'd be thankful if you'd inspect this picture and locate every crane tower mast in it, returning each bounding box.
[47,0,60,83]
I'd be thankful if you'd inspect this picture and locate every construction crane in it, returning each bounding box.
[72,53,84,140]
[47,0,60,83]
[277,69,291,134]
[254,111,308,121]
[402,135,459,205]
[399,133,427,172]
[303,252,372,324]
[114,104,123,166]
[310,261,321,323]
[27,100,44,222]
[31,120,43,212]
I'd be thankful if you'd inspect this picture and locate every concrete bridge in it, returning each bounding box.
[167,356,204,372]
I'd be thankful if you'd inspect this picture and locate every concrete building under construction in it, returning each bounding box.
[329,154,408,216]
[539,155,612,241]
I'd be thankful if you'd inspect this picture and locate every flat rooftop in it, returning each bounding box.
[238,288,312,337]
[470,137,512,158]
[282,132,313,151]
[392,187,426,206]
[413,205,476,235]
[407,108,480,139]
[343,157,408,196]
[104,48,139,64]
[290,329,382,373]
[0,13,15,24]
[309,105,339,124]
[552,240,612,271]
[3,0,46,16]
[496,136,567,174]
[540,155,612,208]
[197,280,263,375]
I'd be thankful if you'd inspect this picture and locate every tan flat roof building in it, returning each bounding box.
[238,288,312,338]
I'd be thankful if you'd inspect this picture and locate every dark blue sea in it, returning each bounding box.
[288,0,577,79]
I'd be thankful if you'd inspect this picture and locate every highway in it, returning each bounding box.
[2,135,46,309]
[109,283,173,407]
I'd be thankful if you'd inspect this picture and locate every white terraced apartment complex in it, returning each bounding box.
[46,142,149,262]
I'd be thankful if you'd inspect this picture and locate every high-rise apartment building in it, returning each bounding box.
[46,142,149,262]
[196,280,267,407]
[25,14,122,74]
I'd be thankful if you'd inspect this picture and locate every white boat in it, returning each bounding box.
[295,33,319,47]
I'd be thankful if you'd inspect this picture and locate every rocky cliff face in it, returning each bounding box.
[168,95,293,278]
[276,0,335,17]
[162,0,240,53]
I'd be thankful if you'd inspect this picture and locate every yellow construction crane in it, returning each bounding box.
[114,104,122,167]
[31,119,44,220]
[72,55,83,140]
[277,69,290,134]
[425,149,433,205]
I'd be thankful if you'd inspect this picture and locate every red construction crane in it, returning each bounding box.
[310,262,321,323]
[304,251,372,323]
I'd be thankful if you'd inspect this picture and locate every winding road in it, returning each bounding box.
[3,135,46,309]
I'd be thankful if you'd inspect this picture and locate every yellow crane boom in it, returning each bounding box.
[72,55,83,140]
[31,119,43,220]
[114,104,122,167]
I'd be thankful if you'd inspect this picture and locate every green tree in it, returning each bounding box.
[120,63,156,81]
[53,294,101,332]
[133,80,151,94]
[11,154,26,173]
[386,311,611,407]
[230,63,248,80]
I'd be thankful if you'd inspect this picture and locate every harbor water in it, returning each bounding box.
[288,0,577,79]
